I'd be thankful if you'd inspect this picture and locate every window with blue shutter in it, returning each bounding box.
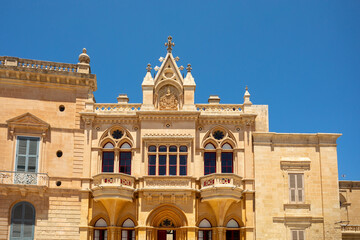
[10,202,35,240]
[16,136,39,173]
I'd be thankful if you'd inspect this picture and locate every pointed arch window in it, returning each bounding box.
[221,143,233,173]
[10,202,35,240]
[122,218,135,240]
[225,219,240,240]
[102,143,114,172]
[198,219,212,240]
[94,218,108,240]
[120,143,132,175]
[204,143,216,175]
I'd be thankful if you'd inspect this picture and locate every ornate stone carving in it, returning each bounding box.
[159,87,178,110]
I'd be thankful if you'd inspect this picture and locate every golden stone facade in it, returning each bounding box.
[0,37,351,240]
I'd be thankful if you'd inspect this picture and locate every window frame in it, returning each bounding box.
[10,201,35,240]
[15,136,40,173]
[119,143,132,175]
[289,173,305,203]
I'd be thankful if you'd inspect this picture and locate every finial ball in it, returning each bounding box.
[79,48,90,64]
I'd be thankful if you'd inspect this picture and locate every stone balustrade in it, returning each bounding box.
[196,104,243,113]
[0,56,87,73]
[341,225,360,232]
[94,103,142,113]
[200,173,243,189]
[139,176,196,190]
[0,171,49,187]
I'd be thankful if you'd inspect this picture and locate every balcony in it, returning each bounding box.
[0,171,49,196]
[199,173,243,201]
[91,173,136,201]
[138,176,196,204]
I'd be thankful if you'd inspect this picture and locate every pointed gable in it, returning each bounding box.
[7,112,50,138]
[154,53,184,87]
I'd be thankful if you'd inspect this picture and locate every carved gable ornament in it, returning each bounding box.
[7,112,50,138]
[159,86,178,110]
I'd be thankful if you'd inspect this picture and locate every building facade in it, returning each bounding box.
[0,37,345,240]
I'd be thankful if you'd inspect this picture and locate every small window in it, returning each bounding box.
[204,152,216,175]
[95,218,107,227]
[226,219,239,228]
[159,145,167,152]
[122,219,135,240]
[199,219,212,228]
[94,218,108,240]
[205,143,215,150]
[148,155,156,175]
[179,146,187,152]
[180,155,187,176]
[16,136,40,173]
[199,219,212,240]
[291,230,305,240]
[112,130,123,139]
[169,145,177,152]
[213,130,225,140]
[121,143,131,149]
[222,143,233,150]
[169,155,177,175]
[122,219,135,228]
[103,142,114,149]
[289,173,304,203]
[120,152,131,175]
[159,155,166,175]
[102,152,114,172]
[148,145,156,152]
[221,152,233,173]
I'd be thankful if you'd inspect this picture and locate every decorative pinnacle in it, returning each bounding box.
[179,66,184,71]
[83,48,87,53]
[186,64,192,72]
[165,36,175,53]
[146,63,152,72]
[246,86,248,91]
[174,56,180,62]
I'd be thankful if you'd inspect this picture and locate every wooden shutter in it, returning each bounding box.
[289,173,304,203]
[16,137,39,173]
[299,230,305,240]
[289,174,296,202]
[297,174,304,202]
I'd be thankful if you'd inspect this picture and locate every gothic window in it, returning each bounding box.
[291,230,305,240]
[221,143,233,173]
[121,219,135,240]
[120,143,132,175]
[102,143,114,172]
[204,143,216,175]
[198,219,212,240]
[289,173,304,203]
[16,136,40,173]
[147,145,188,176]
[94,218,108,240]
[225,219,240,240]
[10,202,35,240]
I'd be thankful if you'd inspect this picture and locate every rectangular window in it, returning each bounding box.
[180,155,187,176]
[102,152,114,172]
[169,155,177,175]
[16,136,40,173]
[158,155,167,175]
[221,152,233,173]
[199,230,212,240]
[120,152,131,175]
[291,230,305,240]
[289,173,304,203]
[204,152,216,175]
[148,155,156,175]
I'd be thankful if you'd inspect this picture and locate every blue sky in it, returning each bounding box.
[1,1,359,179]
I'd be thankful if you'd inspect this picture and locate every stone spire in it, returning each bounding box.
[243,86,252,106]
[184,64,196,86]
[142,63,154,86]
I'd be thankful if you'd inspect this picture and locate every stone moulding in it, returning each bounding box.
[280,158,311,171]
[273,216,324,227]
[7,112,50,139]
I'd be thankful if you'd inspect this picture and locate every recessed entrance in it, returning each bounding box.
[158,230,176,240]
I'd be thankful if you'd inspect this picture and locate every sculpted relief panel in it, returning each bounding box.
[158,85,179,110]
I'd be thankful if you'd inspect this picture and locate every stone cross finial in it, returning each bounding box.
[146,63,152,72]
[165,36,175,53]
[186,64,192,72]
[179,66,184,71]
[246,86,248,91]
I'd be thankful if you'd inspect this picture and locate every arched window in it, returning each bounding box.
[122,218,135,240]
[204,143,216,175]
[94,218,108,240]
[226,219,240,240]
[102,142,114,172]
[120,143,132,175]
[221,143,233,173]
[198,219,212,240]
[10,202,35,240]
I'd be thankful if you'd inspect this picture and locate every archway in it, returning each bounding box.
[146,204,188,240]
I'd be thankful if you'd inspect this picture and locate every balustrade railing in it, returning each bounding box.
[196,104,243,113]
[0,171,49,186]
[342,225,360,232]
[140,176,195,190]
[0,56,82,73]
[94,103,141,113]
[199,173,243,189]
[92,173,136,189]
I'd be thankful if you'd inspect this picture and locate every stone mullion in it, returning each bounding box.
[114,148,120,173]
[216,149,222,173]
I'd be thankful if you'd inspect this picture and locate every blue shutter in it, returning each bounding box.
[16,137,39,173]
[10,202,35,240]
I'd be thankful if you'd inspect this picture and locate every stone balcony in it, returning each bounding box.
[0,171,49,196]
[199,173,243,201]
[91,173,136,201]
